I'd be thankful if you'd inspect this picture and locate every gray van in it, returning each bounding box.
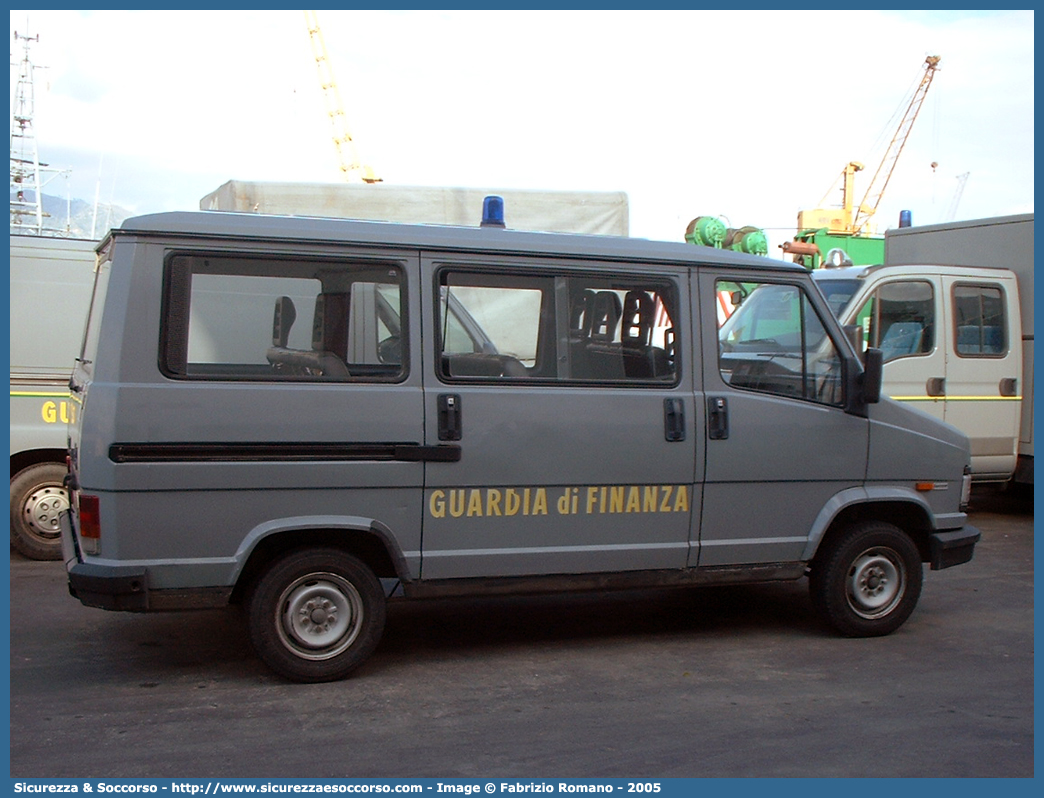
[61,209,979,682]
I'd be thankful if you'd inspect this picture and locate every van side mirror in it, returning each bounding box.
[861,348,883,404]
[843,324,864,362]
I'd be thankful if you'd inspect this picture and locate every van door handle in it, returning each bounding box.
[438,394,462,441]
[1000,377,1018,397]
[663,398,685,442]
[707,396,728,440]
[926,377,946,397]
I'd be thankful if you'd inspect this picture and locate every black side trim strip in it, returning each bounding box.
[402,562,808,600]
[108,442,461,464]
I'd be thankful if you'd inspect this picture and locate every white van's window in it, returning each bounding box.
[161,254,405,381]
[857,280,935,362]
[78,252,112,376]
[717,280,843,406]
[438,270,678,384]
[953,284,1007,357]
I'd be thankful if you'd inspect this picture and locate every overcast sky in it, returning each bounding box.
[9,9,1035,250]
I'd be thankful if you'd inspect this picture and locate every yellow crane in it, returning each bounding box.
[850,55,941,233]
[303,10,381,184]
[797,55,941,238]
[787,55,941,269]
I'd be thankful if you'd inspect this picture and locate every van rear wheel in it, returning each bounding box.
[247,548,386,683]
[809,521,922,637]
[10,462,68,561]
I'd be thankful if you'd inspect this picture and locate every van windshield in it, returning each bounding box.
[811,277,861,318]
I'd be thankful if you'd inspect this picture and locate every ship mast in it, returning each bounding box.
[10,26,71,236]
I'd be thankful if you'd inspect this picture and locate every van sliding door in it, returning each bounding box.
[419,255,700,580]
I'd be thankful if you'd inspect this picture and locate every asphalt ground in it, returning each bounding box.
[7,487,1034,778]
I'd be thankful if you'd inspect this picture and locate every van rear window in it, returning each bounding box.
[160,253,406,382]
[953,284,1007,357]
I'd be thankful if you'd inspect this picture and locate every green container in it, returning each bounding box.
[792,229,885,270]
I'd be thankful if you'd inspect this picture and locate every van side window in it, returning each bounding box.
[952,284,1007,357]
[857,280,935,362]
[717,280,843,406]
[437,270,678,384]
[161,253,405,381]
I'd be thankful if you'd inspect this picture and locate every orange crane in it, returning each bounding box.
[303,10,381,184]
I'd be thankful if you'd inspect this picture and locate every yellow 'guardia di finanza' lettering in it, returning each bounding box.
[428,485,689,519]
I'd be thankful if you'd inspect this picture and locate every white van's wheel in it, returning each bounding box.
[247,548,386,683]
[10,463,68,561]
[809,521,922,637]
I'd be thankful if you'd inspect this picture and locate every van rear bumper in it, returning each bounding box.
[928,526,981,570]
[68,562,150,611]
[67,562,232,611]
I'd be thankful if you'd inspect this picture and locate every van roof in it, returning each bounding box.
[811,263,1019,280]
[111,211,806,273]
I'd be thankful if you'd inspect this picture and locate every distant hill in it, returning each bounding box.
[10,191,132,240]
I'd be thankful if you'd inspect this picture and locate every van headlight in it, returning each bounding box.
[960,465,972,512]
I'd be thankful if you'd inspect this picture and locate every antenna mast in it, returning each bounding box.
[10,27,71,235]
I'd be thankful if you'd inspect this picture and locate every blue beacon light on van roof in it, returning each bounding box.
[480,195,506,228]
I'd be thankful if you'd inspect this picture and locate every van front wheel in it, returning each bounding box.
[809,521,923,637]
[247,548,386,683]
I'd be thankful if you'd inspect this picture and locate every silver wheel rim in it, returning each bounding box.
[277,572,364,661]
[23,485,69,542]
[846,547,905,619]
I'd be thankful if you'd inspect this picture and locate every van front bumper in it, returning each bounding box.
[929,525,981,570]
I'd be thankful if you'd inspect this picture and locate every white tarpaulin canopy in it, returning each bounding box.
[200,181,629,237]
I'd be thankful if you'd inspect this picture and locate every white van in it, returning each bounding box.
[812,263,1024,483]
[61,208,979,682]
[10,235,98,559]
[882,213,1033,486]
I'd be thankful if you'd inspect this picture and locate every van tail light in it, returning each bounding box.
[79,494,101,555]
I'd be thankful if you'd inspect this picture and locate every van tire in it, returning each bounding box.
[10,462,68,561]
[246,548,386,683]
[809,521,922,637]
